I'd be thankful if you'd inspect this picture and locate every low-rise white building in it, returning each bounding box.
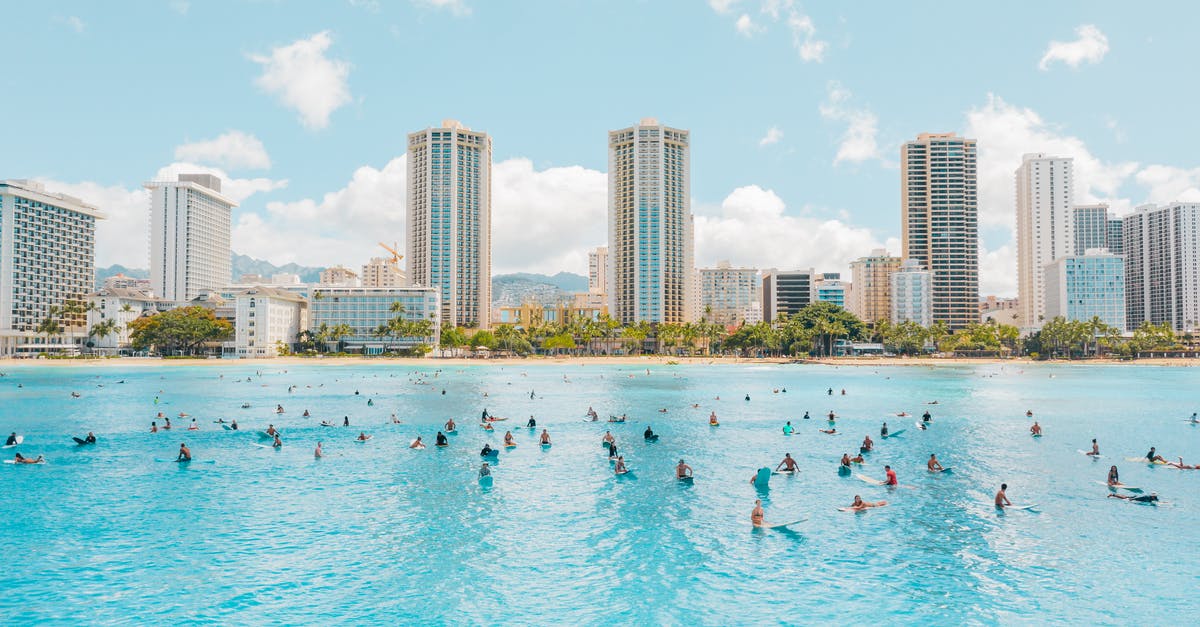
[86,288,173,352]
[891,260,932,327]
[309,286,440,354]
[234,286,308,358]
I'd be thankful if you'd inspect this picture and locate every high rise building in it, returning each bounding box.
[361,257,407,288]
[318,265,359,287]
[1015,154,1074,330]
[762,269,814,322]
[814,273,848,308]
[901,133,978,330]
[699,262,761,326]
[607,118,692,324]
[0,180,104,355]
[1123,203,1200,332]
[1044,250,1125,331]
[1106,217,1124,254]
[849,249,901,323]
[146,173,235,303]
[407,119,492,328]
[588,246,609,296]
[1073,204,1109,255]
[890,259,933,327]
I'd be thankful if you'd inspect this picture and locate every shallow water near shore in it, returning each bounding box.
[1,362,1197,624]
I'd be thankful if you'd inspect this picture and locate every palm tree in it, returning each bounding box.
[88,318,120,349]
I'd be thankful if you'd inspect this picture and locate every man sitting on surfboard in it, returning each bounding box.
[881,422,889,437]
[445,418,456,431]
[176,443,192,462]
[436,432,448,446]
[540,429,551,445]
[861,435,873,451]
[927,454,943,472]
[883,465,897,486]
[995,484,1012,508]
[840,453,853,469]
[776,453,798,473]
[676,459,693,479]
[1145,447,1167,463]
[479,462,491,478]
[5,432,17,446]
[1087,439,1100,456]
[1030,422,1042,436]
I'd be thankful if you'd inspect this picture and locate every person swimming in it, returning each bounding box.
[343,416,350,427]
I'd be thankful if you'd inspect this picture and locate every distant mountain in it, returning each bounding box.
[231,253,324,284]
[491,272,588,308]
[94,264,149,288]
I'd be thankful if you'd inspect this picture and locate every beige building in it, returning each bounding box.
[407,119,492,328]
[849,249,900,324]
[901,133,979,330]
[361,257,407,288]
[1015,154,1074,331]
[607,118,693,324]
[700,261,761,326]
[319,265,359,287]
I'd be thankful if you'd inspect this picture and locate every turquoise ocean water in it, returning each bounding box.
[1,361,1197,624]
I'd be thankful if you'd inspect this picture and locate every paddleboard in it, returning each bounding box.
[882,429,905,438]
[1004,504,1037,511]
[541,443,552,450]
[772,468,797,476]
[478,475,494,488]
[1125,457,1167,465]
[1031,433,1043,438]
[855,473,886,486]
[615,468,634,477]
[915,422,928,431]
[1097,481,1143,493]
[4,459,45,465]
[709,422,720,427]
[602,441,612,449]
[222,424,234,431]
[929,467,953,474]
[2,436,24,448]
[504,443,516,449]
[677,475,694,484]
[838,465,852,476]
[645,435,660,442]
[481,450,500,458]
[754,467,772,487]
[258,431,275,440]
[1077,449,1102,458]
[445,430,457,435]
[252,443,278,449]
[72,437,95,445]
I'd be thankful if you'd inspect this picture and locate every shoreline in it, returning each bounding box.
[1,355,1197,368]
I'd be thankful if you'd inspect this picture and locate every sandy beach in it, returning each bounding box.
[1,354,1196,368]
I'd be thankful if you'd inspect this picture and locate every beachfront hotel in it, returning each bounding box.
[1123,202,1200,332]
[407,120,492,329]
[85,287,173,352]
[1073,204,1118,255]
[309,286,441,354]
[588,246,609,299]
[762,269,815,322]
[146,173,236,304]
[0,180,103,356]
[814,272,849,309]
[607,118,694,324]
[900,133,979,330]
[1015,154,1074,331]
[232,286,308,358]
[699,262,762,326]
[891,259,933,327]
[849,250,900,324]
[1044,250,1126,331]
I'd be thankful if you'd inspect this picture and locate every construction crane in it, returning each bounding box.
[378,242,403,266]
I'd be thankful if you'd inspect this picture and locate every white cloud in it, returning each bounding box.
[232,156,607,276]
[174,131,272,171]
[819,82,882,165]
[1134,165,1200,204]
[249,31,352,130]
[170,1,190,15]
[412,0,471,17]
[709,0,740,13]
[787,12,827,62]
[735,14,764,37]
[694,185,896,277]
[758,126,783,147]
[979,243,1016,297]
[54,15,85,33]
[1039,24,1109,70]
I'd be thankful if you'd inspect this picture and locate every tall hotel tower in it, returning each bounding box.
[1015,154,1074,329]
[900,133,979,330]
[146,173,235,303]
[406,120,492,328]
[607,118,694,324]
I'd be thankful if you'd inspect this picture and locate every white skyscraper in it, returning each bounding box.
[608,118,693,324]
[407,120,492,328]
[0,180,104,355]
[1123,203,1200,332]
[146,173,236,303]
[1015,154,1074,330]
[700,262,761,326]
[891,259,933,327]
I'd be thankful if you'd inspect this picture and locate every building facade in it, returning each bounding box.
[146,174,235,303]
[901,133,979,330]
[849,249,900,324]
[1073,204,1109,255]
[233,286,308,358]
[361,257,407,288]
[1015,154,1074,330]
[762,269,814,322]
[319,265,359,287]
[891,259,933,327]
[85,287,173,351]
[699,262,761,326]
[407,120,492,329]
[0,180,103,355]
[1123,203,1200,332]
[588,246,609,297]
[607,118,693,324]
[814,273,848,308]
[1043,251,1126,331]
[309,286,441,353]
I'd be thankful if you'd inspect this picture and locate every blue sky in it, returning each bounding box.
[6,1,1199,295]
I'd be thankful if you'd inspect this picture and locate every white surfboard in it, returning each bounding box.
[856,473,886,486]
[2,435,24,448]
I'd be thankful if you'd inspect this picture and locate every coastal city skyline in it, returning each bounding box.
[5,2,1200,298]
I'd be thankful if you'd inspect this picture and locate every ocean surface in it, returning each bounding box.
[1,361,1197,625]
